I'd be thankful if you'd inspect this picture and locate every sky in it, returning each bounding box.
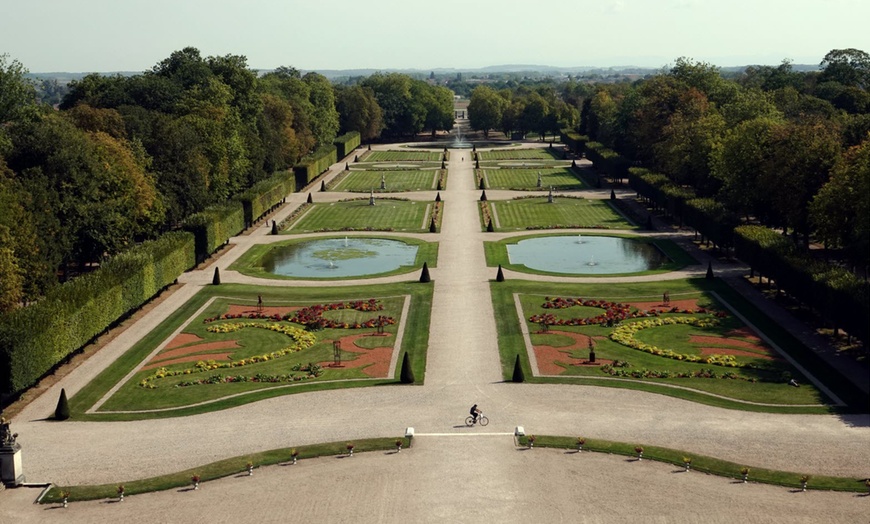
[1,0,868,73]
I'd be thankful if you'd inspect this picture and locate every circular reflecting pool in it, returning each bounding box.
[260,238,418,278]
[506,235,668,274]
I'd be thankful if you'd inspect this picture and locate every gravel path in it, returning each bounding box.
[3,139,869,522]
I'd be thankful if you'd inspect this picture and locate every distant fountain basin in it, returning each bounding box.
[259,237,419,278]
[506,235,668,275]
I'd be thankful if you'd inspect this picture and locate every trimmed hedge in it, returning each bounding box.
[584,141,630,181]
[293,145,337,190]
[333,131,361,159]
[236,171,294,227]
[182,202,245,263]
[560,129,588,155]
[0,232,195,396]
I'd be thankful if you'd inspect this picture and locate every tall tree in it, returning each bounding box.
[0,54,38,124]
[819,48,870,89]
[468,85,505,137]
[334,85,384,141]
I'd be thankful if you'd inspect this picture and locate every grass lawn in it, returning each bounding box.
[484,232,696,276]
[332,169,440,192]
[491,278,864,413]
[365,150,443,162]
[477,149,561,161]
[482,167,586,190]
[229,236,438,281]
[68,282,434,420]
[288,199,434,232]
[486,197,634,231]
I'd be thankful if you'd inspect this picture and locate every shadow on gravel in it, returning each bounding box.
[836,414,870,428]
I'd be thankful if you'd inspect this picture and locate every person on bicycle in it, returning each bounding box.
[470,404,481,424]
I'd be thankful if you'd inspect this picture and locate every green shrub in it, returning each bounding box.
[236,171,294,226]
[293,145,338,190]
[333,131,361,159]
[55,388,70,420]
[400,352,415,383]
[182,202,245,263]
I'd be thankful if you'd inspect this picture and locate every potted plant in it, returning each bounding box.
[191,474,201,490]
[346,443,355,457]
[246,462,254,476]
[117,485,125,502]
[683,457,692,471]
[800,475,810,492]
[61,490,70,508]
[528,435,536,449]
[395,439,403,452]
[291,449,299,465]
[740,467,750,483]
[576,437,586,452]
[634,446,644,461]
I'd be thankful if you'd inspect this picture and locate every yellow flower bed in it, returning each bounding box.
[609,317,744,367]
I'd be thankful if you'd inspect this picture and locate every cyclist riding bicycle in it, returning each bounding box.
[469,404,481,423]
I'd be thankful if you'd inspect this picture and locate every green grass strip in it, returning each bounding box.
[515,435,869,493]
[40,437,407,503]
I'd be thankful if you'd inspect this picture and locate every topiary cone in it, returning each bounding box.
[496,264,505,282]
[321,180,327,191]
[706,260,714,279]
[475,160,479,169]
[435,192,441,202]
[572,159,577,167]
[429,218,437,233]
[436,179,442,191]
[479,177,485,190]
[419,262,431,283]
[441,160,446,169]
[487,219,494,233]
[400,352,415,384]
[512,355,525,383]
[212,267,221,285]
[55,388,70,420]
[480,190,487,201]
[306,193,313,204]
[271,221,279,235]
[610,189,616,200]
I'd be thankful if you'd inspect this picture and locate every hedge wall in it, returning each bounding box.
[560,129,589,155]
[0,232,195,396]
[333,131,361,159]
[584,142,630,181]
[182,201,245,263]
[293,145,337,190]
[236,171,294,227]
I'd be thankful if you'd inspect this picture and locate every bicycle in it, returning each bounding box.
[465,412,489,426]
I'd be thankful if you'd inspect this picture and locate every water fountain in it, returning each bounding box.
[587,255,597,266]
[576,234,583,244]
[452,125,472,149]
[506,235,668,275]
[344,236,349,247]
[259,237,420,278]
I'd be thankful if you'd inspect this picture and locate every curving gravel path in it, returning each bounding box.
[3,138,868,522]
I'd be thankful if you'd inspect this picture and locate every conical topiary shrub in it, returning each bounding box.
[706,261,714,279]
[479,177,485,190]
[321,180,327,191]
[212,267,221,285]
[400,352,415,384]
[441,160,446,169]
[480,190,487,201]
[435,192,441,202]
[496,264,505,282]
[486,219,494,233]
[354,154,359,162]
[306,193,313,204]
[572,159,577,167]
[436,179,442,191]
[512,355,525,383]
[55,388,70,420]
[475,160,479,169]
[419,262,431,283]
[429,218,437,233]
[610,189,616,200]
[271,221,278,235]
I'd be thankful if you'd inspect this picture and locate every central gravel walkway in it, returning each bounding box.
[3,139,869,522]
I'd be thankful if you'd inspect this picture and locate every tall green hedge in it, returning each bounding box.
[236,171,294,227]
[182,201,245,263]
[333,131,361,159]
[0,232,195,396]
[560,129,588,155]
[293,145,337,190]
[584,142,630,181]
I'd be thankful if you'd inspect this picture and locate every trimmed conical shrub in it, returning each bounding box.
[271,221,279,235]
[496,264,505,282]
[480,190,487,201]
[400,352,415,384]
[419,262,431,283]
[435,192,441,202]
[706,261,714,279]
[479,177,485,190]
[212,267,221,285]
[487,219,494,233]
[512,355,525,382]
[646,215,654,230]
[572,159,577,167]
[55,388,70,420]
[368,144,371,150]
[429,218,437,233]
[354,154,359,162]
[610,189,616,200]
[345,162,349,170]
[436,179,442,191]
[441,160,446,169]
[306,193,313,204]
[475,160,479,169]
[321,180,327,192]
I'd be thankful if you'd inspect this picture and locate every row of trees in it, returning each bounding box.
[0,50,454,312]
[467,84,579,139]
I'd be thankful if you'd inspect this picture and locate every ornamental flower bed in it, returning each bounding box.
[284,300,394,330]
[529,296,671,327]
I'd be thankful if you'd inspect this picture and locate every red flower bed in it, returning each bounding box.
[529,296,714,327]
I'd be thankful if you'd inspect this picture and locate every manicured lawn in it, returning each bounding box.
[229,236,439,281]
[484,232,696,277]
[288,199,434,232]
[482,167,586,190]
[490,278,858,413]
[332,169,440,192]
[486,197,634,231]
[68,282,433,420]
[365,150,443,162]
[477,149,561,161]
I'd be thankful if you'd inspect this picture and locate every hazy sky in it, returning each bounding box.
[2,0,868,73]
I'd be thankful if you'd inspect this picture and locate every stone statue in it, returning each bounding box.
[0,417,17,447]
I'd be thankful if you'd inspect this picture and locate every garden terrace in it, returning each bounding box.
[331,168,443,192]
[481,197,634,231]
[284,199,438,233]
[479,167,587,191]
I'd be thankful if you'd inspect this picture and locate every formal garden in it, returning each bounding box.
[476,148,562,161]
[281,198,441,233]
[363,150,444,162]
[330,168,444,192]
[480,196,633,231]
[478,166,587,191]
